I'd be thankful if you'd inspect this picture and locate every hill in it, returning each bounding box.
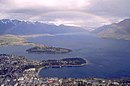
[92,18,130,40]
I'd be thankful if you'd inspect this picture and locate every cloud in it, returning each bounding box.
[0,0,130,30]
[34,11,110,28]
[88,0,130,17]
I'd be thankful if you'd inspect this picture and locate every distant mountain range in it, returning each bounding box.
[1,18,130,40]
[0,19,86,35]
[92,18,130,40]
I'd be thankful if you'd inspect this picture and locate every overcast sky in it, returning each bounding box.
[0,0,130,30]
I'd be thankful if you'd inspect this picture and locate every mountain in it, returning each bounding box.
[92,18,130,40]
[0,19,86,35]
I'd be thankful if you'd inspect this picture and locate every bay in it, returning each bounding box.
[0,32,130,78]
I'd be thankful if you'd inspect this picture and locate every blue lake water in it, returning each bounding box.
[1,32,130,78]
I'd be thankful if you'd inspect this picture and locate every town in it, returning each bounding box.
[0,54,130,85]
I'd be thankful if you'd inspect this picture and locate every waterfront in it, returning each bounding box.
[1,54,130,86]
[1,32,130,78]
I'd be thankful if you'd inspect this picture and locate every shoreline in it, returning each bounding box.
[37,66,130,80]
[37,63,88,77]
[37,67,45,76]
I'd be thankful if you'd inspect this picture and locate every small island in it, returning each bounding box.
[26,46,72,54]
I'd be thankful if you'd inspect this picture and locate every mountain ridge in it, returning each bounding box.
[0,19,86,35]
[92,18,130,40]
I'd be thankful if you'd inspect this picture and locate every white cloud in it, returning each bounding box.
[0,0,130,30]
[8,0,90,10]
[32,11,111,29]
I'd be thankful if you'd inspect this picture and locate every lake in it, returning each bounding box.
[1,32,130,78]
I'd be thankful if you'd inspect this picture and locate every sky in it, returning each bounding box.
[0,0,130,30]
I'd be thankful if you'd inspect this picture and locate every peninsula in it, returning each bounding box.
[40,58,87,68]
[0,34,44,46]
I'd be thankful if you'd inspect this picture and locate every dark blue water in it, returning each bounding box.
[1,32,130,78]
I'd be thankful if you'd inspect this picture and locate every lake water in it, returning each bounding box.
[1,32,130,78]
